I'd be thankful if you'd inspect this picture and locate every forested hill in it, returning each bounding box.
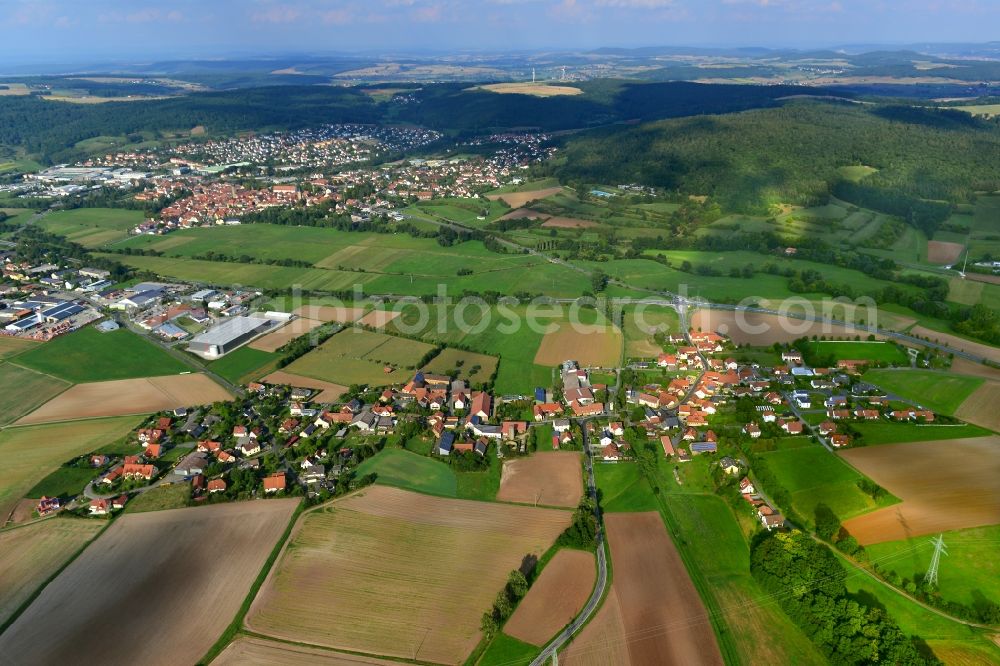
[0,80,818,164]
[548,101,1000,232]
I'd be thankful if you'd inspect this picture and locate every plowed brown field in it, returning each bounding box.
[541,217,598,229]
[293,305,366,323]
[497,452,583,508]
[910,326,1000,364]
[927,241,964,265]
[0,500,299,666]
[487,187,564,208]
[950,357,1000,382]
[955,382,1000,432]
[563,512,723,666]
[249,318,323,352]
[357,309,401,328]
[15,374,232,425]
[842,436,1000,545]
[691,310,881,346]
[534,323,622,367]
[245,486,570,664]
[261,370,347,402]
[505,549,596,646]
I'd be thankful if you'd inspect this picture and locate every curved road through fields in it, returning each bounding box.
[531,417,607,666]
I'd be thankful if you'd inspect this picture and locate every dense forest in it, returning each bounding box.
[0,81,823,165]
[550,101,1000,224]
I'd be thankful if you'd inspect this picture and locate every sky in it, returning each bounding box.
[1,0,997,62]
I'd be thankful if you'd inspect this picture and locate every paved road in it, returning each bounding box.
[531,417,607,666]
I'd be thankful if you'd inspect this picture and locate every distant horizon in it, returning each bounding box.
[1,0,997,65]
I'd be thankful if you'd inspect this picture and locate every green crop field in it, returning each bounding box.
[852,421,992,445]
[39,208,144,247]
[594,462,658,512]
[622,304,677,359]
[285,328,433,387]
[14,327,188,383]
[479,633,540,666]
[805,340,909,364]
[355,448,457,497]
[421,347,498,385]
[124,482,191,513]
[865,524,1000,609]
[968,195,1000,261]
[758,442,897,524]
[208,347,279,385]
[863,369,984,415]
[0,362,70,425]
[0,416,141,521]
[385,303,557,393]
[26,466,97,499]
[102,234,587,297]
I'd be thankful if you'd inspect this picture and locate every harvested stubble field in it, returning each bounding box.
[15,374,232,425]
[248,317,323,352]
[534,322,622,367]
[910,325,1000,364]
[214,637,403,666]
[294,305,367,323]
[0,416,140,523]
[487,187,565,208]
[0,336,38,359]
[563,512,723,666]
[0,500,299,666]
[926,240,964,265]
[245,485,571,664]
[478,83,583,97]
[504,549,596,646]
[955,381,1000,432]
[497,452,583,508]
[0,518,104,626]
[261,370,347,402]
[841,436,1000,545]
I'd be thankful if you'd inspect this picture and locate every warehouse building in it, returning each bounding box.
[187,316,274,359]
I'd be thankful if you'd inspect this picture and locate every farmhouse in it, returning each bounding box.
[263,472,287,493]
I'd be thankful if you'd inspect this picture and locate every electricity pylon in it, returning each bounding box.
[926,534,947,588]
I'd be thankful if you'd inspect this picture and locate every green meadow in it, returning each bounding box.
[39,208,144,247]
[14,327,187,383]
[862,369,983,415]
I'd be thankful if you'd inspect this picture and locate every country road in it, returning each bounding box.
[531,416,607,666]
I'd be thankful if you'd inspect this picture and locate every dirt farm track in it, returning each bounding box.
[213,637,403,665]
[0,500,298,666]
[14,373,232,425]
[841,436,1000,545]
[245,486,570,665]
[562,512,723,666]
